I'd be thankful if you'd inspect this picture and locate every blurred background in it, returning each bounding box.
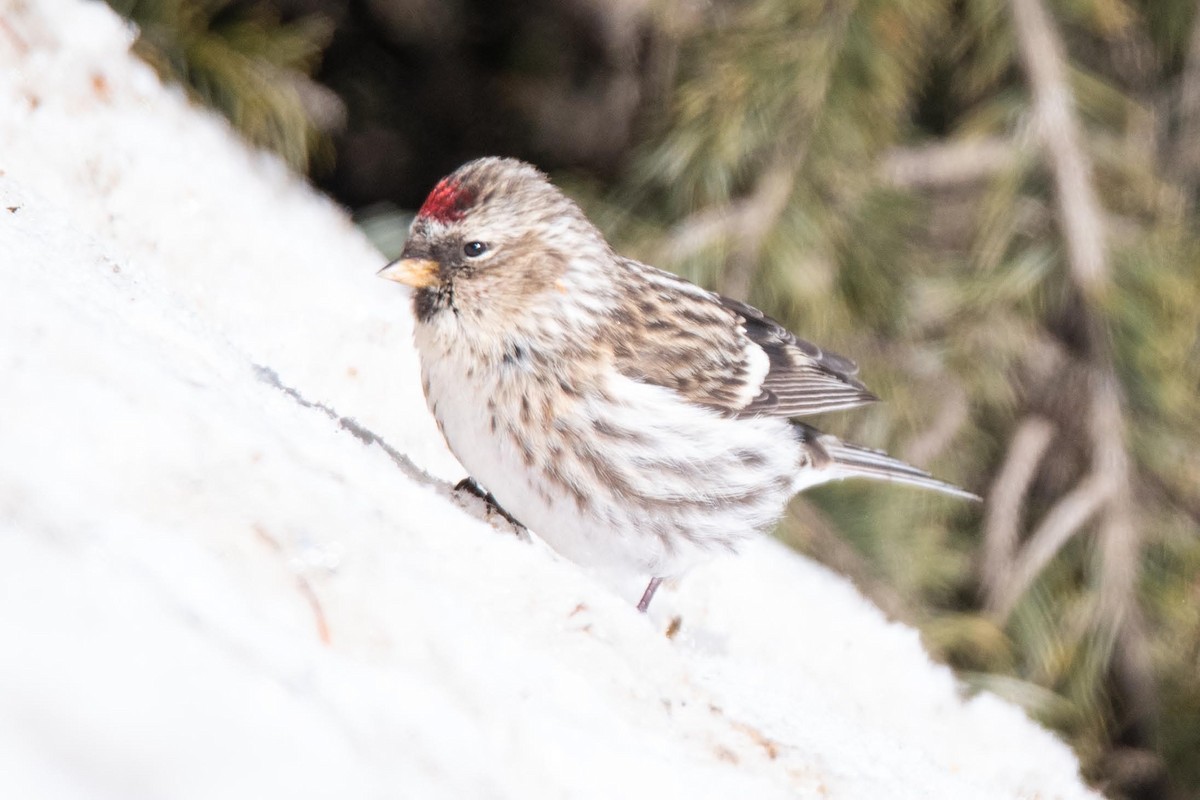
[103,0,1199,797]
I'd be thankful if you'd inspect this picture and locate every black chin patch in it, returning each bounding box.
[413,286,451,322]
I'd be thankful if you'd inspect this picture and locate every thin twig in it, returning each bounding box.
[253,364,527,540]
[252,364,444,490]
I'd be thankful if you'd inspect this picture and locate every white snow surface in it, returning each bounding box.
[0,1,1102,798]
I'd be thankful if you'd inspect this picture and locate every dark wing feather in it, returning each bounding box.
[794,423,981,501]
[608,260,877,418]
[716,296,877,418]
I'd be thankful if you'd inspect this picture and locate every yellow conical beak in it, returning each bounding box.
[377,258,440,289]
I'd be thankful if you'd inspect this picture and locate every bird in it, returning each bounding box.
[379,157,977,613]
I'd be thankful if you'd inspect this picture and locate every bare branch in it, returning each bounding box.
[881,138,1018,189]
[1009,0,1109,296]
[980,415,1056,603]
[1005,0,1155,729]
[1092,372,1138,626]
[989,469,1111,620]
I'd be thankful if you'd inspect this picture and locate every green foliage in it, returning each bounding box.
[107,0,336,171]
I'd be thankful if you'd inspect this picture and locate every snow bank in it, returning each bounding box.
[0,1,1101,798]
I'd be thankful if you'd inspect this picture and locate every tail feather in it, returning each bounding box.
[794,423,980,501]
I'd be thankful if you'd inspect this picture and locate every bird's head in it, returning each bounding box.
[380,157,611,331]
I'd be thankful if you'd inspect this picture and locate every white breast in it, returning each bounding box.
[416,326,800,578]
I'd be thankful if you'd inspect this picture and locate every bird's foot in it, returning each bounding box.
[454,477,526,531]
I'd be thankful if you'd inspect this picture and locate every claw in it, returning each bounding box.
[454,477,525,529]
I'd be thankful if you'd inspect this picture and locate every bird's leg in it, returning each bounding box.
[454,477,525,529]
[636,577,663,613]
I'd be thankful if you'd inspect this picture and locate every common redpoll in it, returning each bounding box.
[380,157,977,612]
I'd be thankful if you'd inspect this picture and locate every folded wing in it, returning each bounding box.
[609,260,877,419]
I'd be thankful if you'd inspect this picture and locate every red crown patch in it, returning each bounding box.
[417,179,476,223]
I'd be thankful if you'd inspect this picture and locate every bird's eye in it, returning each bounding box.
[463,241,488,258]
